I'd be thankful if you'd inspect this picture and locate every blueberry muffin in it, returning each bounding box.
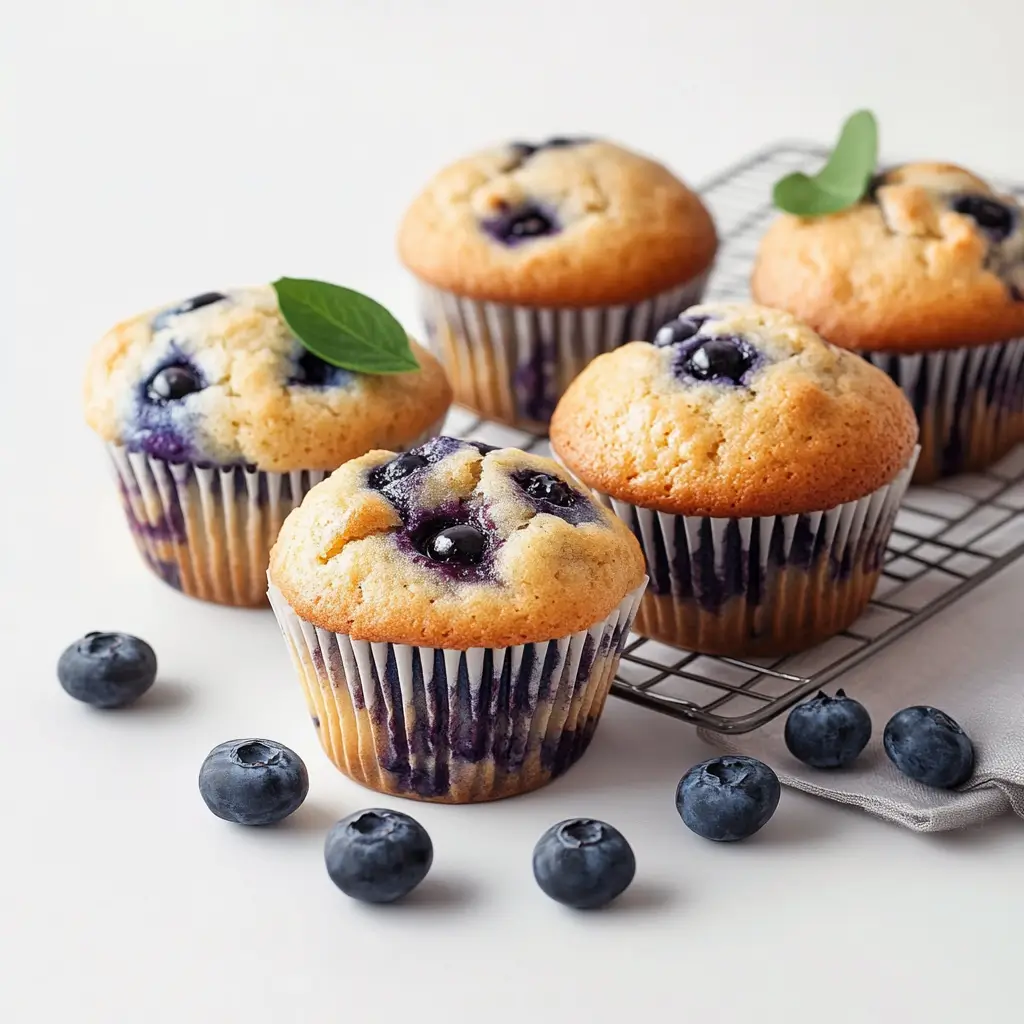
[267,436,647,803]
[398,137,717,430]
[753,162,1024,481]
[550,304,919,657]
[84,287,451,606]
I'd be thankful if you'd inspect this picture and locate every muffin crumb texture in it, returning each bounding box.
[269,438,646,648]
[550,303,919,517]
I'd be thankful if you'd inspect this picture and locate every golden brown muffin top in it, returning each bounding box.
[84,286,451,471]
[550,303,919,517]
[269,437,646,648]
[752,162,1024,351]
[398,138,717,308]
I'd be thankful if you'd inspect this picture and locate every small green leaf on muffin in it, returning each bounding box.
[272,278,419,374]
[772,110,878,216]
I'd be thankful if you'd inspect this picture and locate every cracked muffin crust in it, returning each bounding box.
[549,303,919,517]
[752,162,1024,351]
[84,286,452,470]
[398,138,717,307]
[269,436,646,648]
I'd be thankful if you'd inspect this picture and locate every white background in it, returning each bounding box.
[6,2,1024,1022]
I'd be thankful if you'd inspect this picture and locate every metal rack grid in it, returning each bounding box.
[443,142,1024,734]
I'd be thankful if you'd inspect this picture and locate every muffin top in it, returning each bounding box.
[397,137,717,308]
[84,287,452,472]
[752,162,1024,351]
[269,436,646,648]
[549,303,918,518]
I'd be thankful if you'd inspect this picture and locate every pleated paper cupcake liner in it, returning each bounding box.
[591,452,918,657]
[106,419,446,607]
[418,270,711,431]
[267,580,647,803]
[862,338,1024,483]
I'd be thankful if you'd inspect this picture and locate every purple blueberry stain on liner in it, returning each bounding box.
[635,509,888,614]
[346,637,601,798]
[513,336,560,423]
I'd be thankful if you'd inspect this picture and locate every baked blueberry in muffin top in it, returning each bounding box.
[550,303,919,518]
[398,139,717,307]
[83,286,451,471]
[268,438,646,649]
[753,162,1024,350]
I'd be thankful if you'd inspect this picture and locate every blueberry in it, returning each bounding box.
[676,755,781,842]
[517,470,575,507]
[542,136,593,148]
[950,194,1016,242]
[509,137,593,162]
[289,349,353,388]
[865,168,892,202]
[418,521,487,565]
[654,315,709,348]
[198,739,309,825]
[368,452,429,490]
[482,203,558,245]
[146,363,205,403]
[324,809,433,903]
[532,818,636,909]
[152,292,226,329]
[784,688,872,769]
[467,440,499,454]
[679,336,758,385]
[883,706,975,789]
[57,632,157,709]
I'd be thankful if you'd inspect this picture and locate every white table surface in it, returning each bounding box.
[6,2,1024,1022]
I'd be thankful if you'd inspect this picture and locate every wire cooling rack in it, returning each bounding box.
[443,142,1024,734]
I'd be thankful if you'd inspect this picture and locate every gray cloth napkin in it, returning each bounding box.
[698,561,1024,832]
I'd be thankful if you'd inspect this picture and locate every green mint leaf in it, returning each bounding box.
[773,110,878,216]
[271,277,419,375]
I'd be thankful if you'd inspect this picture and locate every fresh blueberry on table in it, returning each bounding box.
[324,809,433,904]
[532,818,636,909]
[198,739,309,825]
[883,706,975,789]
[146,362,205,403]
[784,689,872,769]
[58,632,158,709]
[676,755,781,842]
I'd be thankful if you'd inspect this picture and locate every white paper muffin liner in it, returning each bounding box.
[267,580,647,803]
[862,338,1024,482]
[105,419,445,607]
[589,451,918,657]
[418,269,711,431]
